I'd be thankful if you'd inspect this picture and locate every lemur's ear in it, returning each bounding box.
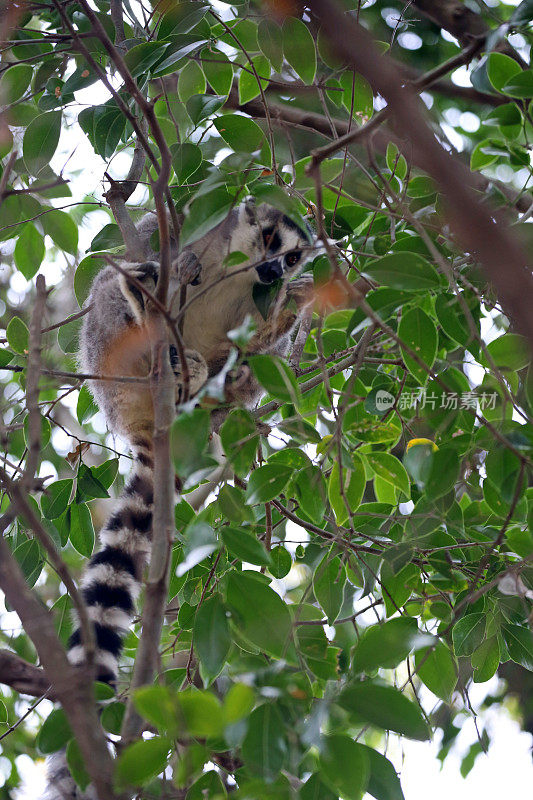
[240,196,257,226]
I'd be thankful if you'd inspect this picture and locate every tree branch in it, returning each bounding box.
[0,649,55,699]
[411,0,528,68]
[0,532,117,800]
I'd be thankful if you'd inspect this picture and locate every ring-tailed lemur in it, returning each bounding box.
[43,200,318,799]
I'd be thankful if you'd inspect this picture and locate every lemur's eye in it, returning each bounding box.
[286,251,301,268]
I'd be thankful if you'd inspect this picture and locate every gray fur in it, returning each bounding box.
[80,200,317,440]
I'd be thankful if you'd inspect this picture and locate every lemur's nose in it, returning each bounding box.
[255,259,283,284]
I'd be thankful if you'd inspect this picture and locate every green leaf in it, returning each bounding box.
[328,453,366,525]
[353,617,418,673]
[6,316,29,354]
[359,744,405,800]
[319,734,370,800]
[177,522,218,577]
[13,539,42,587]
[300,774,338,800]
[158,2,209,37]
[194,593,231,684]
[258,19,284,72]
[171,142,202,183]
[435,293,473,347]
[0,349,14,368]
[93,458,119,490]
[223,683,255,724]
[101,702,125,735]
[283,18,316,84]
[269,546,292,579]
[186,93,224,125]
[42,479,73,519]
[89,223,122,253]
[41,209,78,254]
[226,571,294,660]
[23,112,61,175]
[186,771,227,800]
[222,527,272,567]
[339,682,430,741]
[470,138,501,171]
[486,53,521,92]
[503,69,533,98]
[313,553,346,624]
[365,452,410,497]
[414,642,458,700]
[37,708,72,754]
[176,689,224,737]
[68,503,95,557]
[171,408,210,479]
[180,188,235,247]
[293,156,344,190]
[245,464,292,504]
[74,255,104,306]
[0,63,33,103]
[219,409,259,479]
[239,55,270,104]
[403,441,434,489]
[66,738,90,792]
[424,448,460,501]
[512,0,533,25]
[134,686,179,736]
[213,115,265,152]
[503,624,533,671]
[242,704,288,781]
[178,60,206,102]
[398,307,437,384]
[343,71,373,118]
[452,613,486,657]
[201,48,233,96]
[57,315,82,354]
[75,463,108,502]
[484,333,530,371]
[217,484,251,524]
[471,636,500,683]
[77,385,98,424]
[363,252,440,292]
[124,42,168,78]
[115,737,171,789]
[249,354,300,404]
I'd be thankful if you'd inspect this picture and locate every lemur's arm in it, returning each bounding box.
[118,250,203,325]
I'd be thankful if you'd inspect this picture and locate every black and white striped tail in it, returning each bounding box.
[43,439,155,800]
[68,437,154,684]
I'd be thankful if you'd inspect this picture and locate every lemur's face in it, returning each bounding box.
[233,202,316,285]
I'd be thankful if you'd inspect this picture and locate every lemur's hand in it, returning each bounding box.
[286,275,315,310]
[175,251,202,286]
[118,261,160,323]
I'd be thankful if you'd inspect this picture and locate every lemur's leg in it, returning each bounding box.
[115,262,207,436]
[208,277,314,418]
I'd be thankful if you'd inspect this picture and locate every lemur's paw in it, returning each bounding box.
[223,364,253,403]
[170,346,208,401]
[266,308,298,339]
[175,251,202,286]
[119,261,160,323]
[286,275,315,309]
[128,260,160,281]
